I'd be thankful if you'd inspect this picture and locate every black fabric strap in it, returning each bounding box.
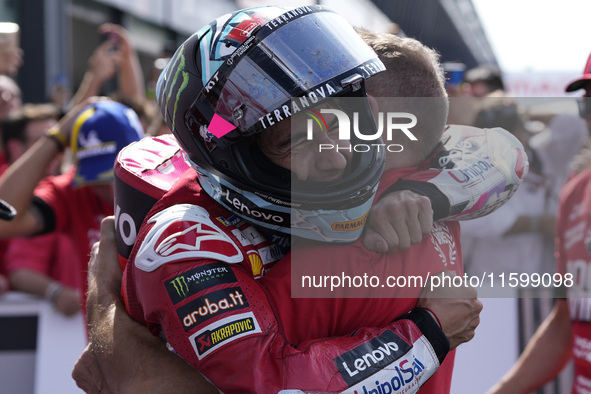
[397,308,450,365]
[30,196,56,235]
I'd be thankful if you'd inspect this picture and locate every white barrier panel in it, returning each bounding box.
[451,298,519,393]
[0,292,86,394]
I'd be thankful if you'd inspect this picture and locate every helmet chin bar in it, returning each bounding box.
[193,158,382,243]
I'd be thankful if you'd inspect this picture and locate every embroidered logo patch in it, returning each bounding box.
[136,204,243,272]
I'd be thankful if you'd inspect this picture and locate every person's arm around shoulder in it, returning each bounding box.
[362,125,528,254]
[76,219,482,392]
[72,217,218,393]
[487,299,572,394]
[363,189,433,254]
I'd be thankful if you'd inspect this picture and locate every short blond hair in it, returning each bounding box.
[357,28,449,163]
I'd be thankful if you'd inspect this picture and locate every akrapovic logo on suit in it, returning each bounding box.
[190,312,262,360]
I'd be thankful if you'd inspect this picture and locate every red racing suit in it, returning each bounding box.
[123,172,453,393]
[556,167,591,393]
[118,125,526,393]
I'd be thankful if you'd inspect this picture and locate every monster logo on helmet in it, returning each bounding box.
[156,5,386,242]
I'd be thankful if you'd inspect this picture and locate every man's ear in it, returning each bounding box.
[367,94,379,120]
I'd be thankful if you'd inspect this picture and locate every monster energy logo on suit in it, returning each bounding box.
[165,263,238,304]
[169,276,189,298]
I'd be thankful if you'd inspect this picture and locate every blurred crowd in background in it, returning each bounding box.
[0,1,590,394]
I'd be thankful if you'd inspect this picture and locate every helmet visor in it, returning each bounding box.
[186,9,384,147]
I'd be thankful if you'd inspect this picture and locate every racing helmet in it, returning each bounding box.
[156,5,385,242]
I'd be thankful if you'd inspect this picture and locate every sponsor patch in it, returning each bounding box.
[165,263,237,304]
[217,215,245,227]
[257,244,283,266]
[343,336,437,394]
[330,212,369,232]
[448,158,494,186]
[345,355,426,393]
[135,204,243,272]
[247,252,263,278]
[177,287,248,331]
[190,312,261,360]
[220,185,290,225]
[231,228,252,247]
[333,330,411,387]
[242,226,266,245]
[429,222,457,268]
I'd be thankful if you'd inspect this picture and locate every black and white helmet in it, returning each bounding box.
[156,5,385,242]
